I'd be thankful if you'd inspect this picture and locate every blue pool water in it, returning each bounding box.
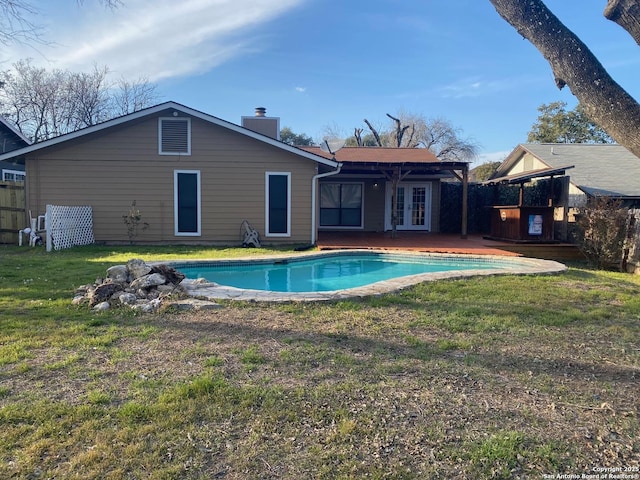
[174,253,514,293]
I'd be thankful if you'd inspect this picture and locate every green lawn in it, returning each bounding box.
[0,245,638,479]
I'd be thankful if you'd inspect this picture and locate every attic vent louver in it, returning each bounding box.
[159,118,191,155]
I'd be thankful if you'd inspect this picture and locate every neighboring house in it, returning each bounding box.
[491,143,640,207]
[0,101,470,246]
[0,116,30,182]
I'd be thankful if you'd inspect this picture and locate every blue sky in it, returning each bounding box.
[3,0,639,165]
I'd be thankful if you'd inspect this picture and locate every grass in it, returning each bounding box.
[0,244,639,479]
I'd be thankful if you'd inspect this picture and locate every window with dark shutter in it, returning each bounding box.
[174,170,201,235]
[265,172,290,236]
[160,118,191,155]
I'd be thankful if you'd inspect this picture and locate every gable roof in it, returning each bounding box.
[484,165,574,185]
[494,143,640,198]
[0,101,338,168]
[301,146,441,164]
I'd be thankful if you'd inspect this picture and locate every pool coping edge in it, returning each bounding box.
[170,249,568,302]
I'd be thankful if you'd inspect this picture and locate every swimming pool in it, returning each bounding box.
[173,250,567,302]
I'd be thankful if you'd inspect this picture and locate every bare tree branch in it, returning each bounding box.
[77,0,123,8]
[349,112,477,161]
[489,0,640,158]
[353,128,364,147]
[0,0,42,46]
[386,113,411,148]
[364,119,383,146]
[0,59,157,142]
[404,124,417,148]
[111,76,159,117]
[0,0,123,46]
[604,0,640,45]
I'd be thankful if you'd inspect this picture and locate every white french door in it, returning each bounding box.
[385,182,432,231]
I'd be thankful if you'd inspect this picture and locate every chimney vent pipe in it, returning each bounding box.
[255,107,266,117]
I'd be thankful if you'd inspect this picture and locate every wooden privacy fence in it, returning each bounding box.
[0,181,26,244]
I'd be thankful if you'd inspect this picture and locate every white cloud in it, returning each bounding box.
[3,0,304,81]
[295,86,306,93]
[439,77,524,99]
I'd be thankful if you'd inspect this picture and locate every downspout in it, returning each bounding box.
[311,163,342,245]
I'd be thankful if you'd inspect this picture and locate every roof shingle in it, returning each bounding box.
[301,146,440,164]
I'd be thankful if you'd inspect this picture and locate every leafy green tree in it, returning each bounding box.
[472,161,501,182]
[527,102,614,144]
[280,127,315,146]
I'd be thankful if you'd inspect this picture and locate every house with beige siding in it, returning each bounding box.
[0,101,470,246]
[0,102,340,245]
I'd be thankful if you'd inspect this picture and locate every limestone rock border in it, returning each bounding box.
[72,258,218,313]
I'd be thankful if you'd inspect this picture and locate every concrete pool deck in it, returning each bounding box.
[179,250,568,302]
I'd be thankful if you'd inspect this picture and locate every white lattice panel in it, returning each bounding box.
[45,205,95,251]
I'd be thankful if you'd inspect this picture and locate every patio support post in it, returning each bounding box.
[391,166,400,238]
[461,164,468,239]
[518,183,525,207]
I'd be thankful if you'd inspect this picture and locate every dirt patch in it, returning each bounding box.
[2,303,639,478]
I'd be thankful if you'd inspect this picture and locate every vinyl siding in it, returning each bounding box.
[507,153,548,175]
[25,114,317,245]
[363,181,385,231]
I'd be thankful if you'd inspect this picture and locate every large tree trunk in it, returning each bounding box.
[489,0,640,159]
[604,0,640,45]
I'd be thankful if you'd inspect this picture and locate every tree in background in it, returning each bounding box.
[414,116,478,162]
[490,0,640,158]
[0,59,158,142]
[0,0,121,45]
[346,129,378,147]
[280,127,315,146]
[110,77,158,118]
[527,101,614,144]
[335,111,478,162]
[471,161,502,182]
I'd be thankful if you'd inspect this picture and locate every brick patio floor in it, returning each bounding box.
[316,231,523,256]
